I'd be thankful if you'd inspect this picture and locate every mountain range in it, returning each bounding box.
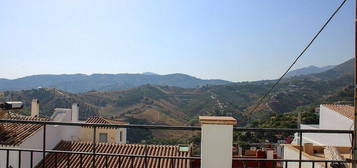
[0,63,341,93]
[0,73,230,93]
[1,58,353,122]
[0,58,353,142]
[286,65,336,77]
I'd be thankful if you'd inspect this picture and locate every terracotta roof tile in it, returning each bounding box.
[322,104,354,120]
[84,117,128,128]
[0,116,50,146]
[37,141,191,168]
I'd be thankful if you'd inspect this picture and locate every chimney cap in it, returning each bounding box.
[32,99,39,103]
[199,116,237,125]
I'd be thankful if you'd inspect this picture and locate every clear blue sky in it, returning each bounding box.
[0,0,354,82]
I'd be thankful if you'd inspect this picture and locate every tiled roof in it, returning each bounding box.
[322,104,354,120]
[84,117,128,128]
[0,116,49,146]
[37,141,191,168]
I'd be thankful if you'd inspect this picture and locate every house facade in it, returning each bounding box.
[80,117,127,144]
[284,104,353,168]
[292,104,353,146]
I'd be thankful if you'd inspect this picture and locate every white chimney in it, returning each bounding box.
[199,116,236,168]
[31,99,40,117]
[266,150,274,159]
[71,103,79,122]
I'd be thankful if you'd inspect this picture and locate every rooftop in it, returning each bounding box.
[285,144,351,167]
[322,104,354,120]
[0,116,49,146]
[84,116,128,128]
[37,141,191,168]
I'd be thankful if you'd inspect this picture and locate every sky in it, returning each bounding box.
[0,0,354,82]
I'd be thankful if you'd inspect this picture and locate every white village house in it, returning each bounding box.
[283,104,353,168]
[293,104,353,146]
[0,99,241,168]
[0,99,127,168]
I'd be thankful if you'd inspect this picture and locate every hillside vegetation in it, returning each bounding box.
[1,58,353,123]
[0,58,353,142]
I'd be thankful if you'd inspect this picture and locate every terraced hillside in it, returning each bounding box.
[0,58,353,142]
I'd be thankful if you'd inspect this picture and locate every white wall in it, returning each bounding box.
[283,145,323,168]
[71,104,79,122]
[201,124,233,168]
[115,128,127,144]
[0,124,81,168]
[0,126,59,168]
[320,105,353,130]
[293,124,325,145]
[31,99,40,117]
[59,125,82,141]
[294,105,353,146]
[0,149,21,168]
[52,108,72,122]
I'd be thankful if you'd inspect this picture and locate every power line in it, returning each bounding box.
[247,0,348,115]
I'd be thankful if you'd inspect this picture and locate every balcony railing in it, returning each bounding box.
[0,119,353,168]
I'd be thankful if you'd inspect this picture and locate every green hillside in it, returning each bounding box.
[0,58,353,142]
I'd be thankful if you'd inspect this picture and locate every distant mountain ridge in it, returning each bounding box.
[286,65,336,77]
[0,73,231,93]
[0,58,353,129]
[142,72,159,75]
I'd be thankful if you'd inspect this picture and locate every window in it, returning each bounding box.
[120,131,123,142]
[99,133,108,143]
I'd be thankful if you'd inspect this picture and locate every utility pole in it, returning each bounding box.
[297,110,301,129]
[353,0,357,167]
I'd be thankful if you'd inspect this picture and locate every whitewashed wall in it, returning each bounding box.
[283,145,323,168]
[294,105,353,146]
[201,124,233,168]
[319,105,353,130]
[0,124,81,168]
[115,128,127,144]
[0,149,19,168]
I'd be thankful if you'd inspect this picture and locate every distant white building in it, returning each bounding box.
[51,103,79,122]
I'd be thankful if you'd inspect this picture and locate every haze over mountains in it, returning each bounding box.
[286,65,336,77]
[0,73,230,93]
[0,58,353,130]
[0,62,342,93]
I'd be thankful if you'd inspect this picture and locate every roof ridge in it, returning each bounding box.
[101,117,113,124]
[39,141,191,167]
[322,104,353,107]
[322,104,354,120]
